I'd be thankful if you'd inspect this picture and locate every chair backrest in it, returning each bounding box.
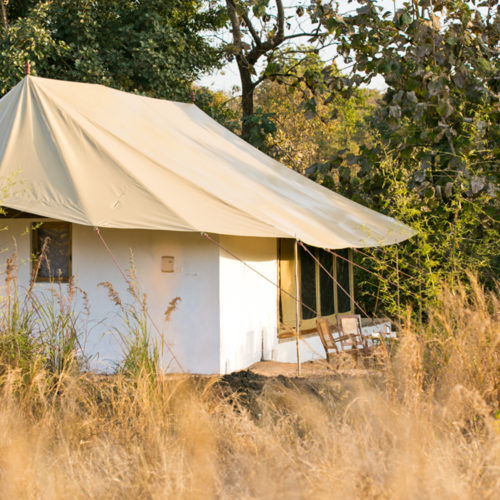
[337,314,365,349]
[316,317,339,354]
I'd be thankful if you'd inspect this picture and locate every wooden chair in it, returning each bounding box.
[317,315,375,366]
[316,317,356,363]
[336,314,373,361]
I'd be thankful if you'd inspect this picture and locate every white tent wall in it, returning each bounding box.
[218,236,278,373]
[0,221,221,373]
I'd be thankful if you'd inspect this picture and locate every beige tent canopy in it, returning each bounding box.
[0,76,415,248]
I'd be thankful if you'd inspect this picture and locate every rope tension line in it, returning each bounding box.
[353,247,428,284]
[327,249,422,301]
[201,232,318,317]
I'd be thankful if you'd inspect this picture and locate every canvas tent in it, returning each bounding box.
[0,76,416,373]
[0,76,415,248]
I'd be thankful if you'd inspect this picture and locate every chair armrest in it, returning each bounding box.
[335,334,355,342]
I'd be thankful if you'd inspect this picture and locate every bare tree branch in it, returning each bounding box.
[275,0,285,42]
[226,0,243,49]
[283,31,329,40]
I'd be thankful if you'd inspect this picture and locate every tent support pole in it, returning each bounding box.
[294,239,301,376]
[396,247,401,318]
[418,251,423,325]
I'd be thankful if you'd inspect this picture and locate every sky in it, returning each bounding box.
[196,0,405,94]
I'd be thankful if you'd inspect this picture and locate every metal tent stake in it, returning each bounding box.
[294,239,301,376]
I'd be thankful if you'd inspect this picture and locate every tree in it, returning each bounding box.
[224,0,335,140]
[0,0,226,100]
[254,51,378,172]
[311,0,499,315]
[192,85,240,132]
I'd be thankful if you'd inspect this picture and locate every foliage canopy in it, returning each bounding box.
[0,0,226,101]
[307,0,500,315]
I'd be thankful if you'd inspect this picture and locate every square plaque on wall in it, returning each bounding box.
[161,256,174,273]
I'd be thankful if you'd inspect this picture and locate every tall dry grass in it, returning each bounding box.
[0,248,89,377]
[0,275,498,499]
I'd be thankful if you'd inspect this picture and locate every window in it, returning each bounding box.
[278,239,354,337]
[32,221,72,282]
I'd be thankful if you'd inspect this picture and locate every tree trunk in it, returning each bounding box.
[1,1,8,30]
[226,0,285,142]
[226,0,254,140]
[240,66,254,141]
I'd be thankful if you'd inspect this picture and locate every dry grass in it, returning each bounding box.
[0,275,499,499]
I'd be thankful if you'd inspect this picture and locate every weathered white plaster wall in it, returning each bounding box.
[0,220,221,373]
[218,236,278,373]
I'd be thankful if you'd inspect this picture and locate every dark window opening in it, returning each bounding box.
[32,222,71,282]
[300,244,317,320]
[336,249,351,313]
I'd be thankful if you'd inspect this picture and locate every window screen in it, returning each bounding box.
[336,248,351,313]
[299,244,317,319]
[319,249,334,316]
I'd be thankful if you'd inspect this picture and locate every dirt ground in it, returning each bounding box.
[213,360,376,417]
[247,359,362,377]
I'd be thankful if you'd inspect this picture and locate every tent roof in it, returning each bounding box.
[0,76,416,248]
